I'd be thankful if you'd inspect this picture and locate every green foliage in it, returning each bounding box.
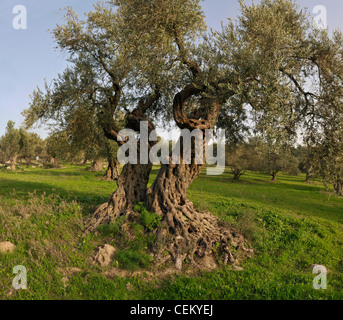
[0,121,46,168]
[111,204,161,270]
[97,216,127,237]
[226,141,254,180]
[115,247,153,271]
[134,202,162,231]
[309,123,343,195]
[45,131,71,163]
[248,137,300,180]
[96,203,161,270]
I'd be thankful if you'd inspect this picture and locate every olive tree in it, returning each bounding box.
[0,121,21,170]
[257,141,299,182]
[45,131,71,168]
[23,0,342,270]
[18,129,45,165]
[225,142,254,180]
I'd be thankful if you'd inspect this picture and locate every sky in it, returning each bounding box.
[1,0,343,139]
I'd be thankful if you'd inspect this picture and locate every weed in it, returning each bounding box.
[115,247,153,271]
[134,202,162,231]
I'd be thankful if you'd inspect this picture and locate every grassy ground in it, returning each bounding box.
[0,164,342,300]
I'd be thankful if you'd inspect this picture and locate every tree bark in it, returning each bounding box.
[11,155,18,171]
[85,149,153,232]
[104,158,120,181]
[85,93,159,232]
[50,157,59,168]
[144,93,252,271]
[90,159,103,172]
[271,171,277,182]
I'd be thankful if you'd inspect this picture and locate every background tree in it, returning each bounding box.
[45,131,71,168]
[225,141,254,180]
[254,138,299,182]
[68,107,121,178]
[0,121,21,170]
[18,129,45,165]
[293,144,316,183]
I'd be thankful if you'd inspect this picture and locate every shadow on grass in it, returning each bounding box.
[0,177,110,206]
[200,170,322,193]
[6,167,103,177]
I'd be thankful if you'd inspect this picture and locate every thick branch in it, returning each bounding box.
[131,90,160,118]
[173,84,224,130]
[174,28,201,79]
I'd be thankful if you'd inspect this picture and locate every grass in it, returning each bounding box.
[0,164,342,300]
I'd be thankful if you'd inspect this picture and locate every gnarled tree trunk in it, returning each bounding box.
[104,158,120,181]
[85,145,153,233]
[85,95,159,233]
[146,134,253,271]
[90,159,103,172]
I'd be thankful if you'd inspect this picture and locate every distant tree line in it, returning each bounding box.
[0,120,120,181]
[0,121,45,171]
[225,134,343,196]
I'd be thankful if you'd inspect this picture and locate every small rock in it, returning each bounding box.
[0,242,16,254]
[91,244,116,267]
[232,265,244,271]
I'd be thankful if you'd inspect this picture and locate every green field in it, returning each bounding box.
[0,165,342,300]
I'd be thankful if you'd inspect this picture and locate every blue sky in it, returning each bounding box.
[1,0,343,138]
